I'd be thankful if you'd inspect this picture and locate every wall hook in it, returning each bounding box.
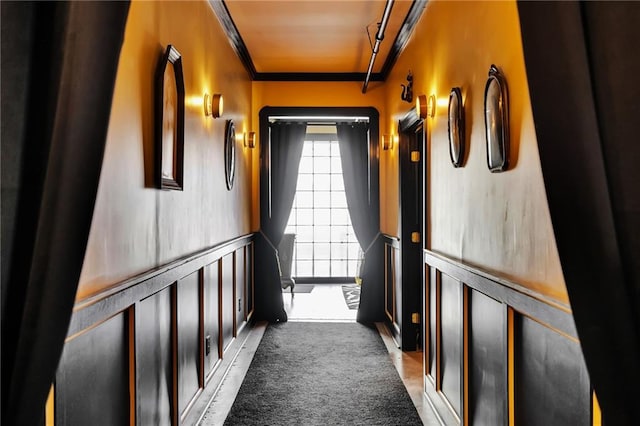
[401,71,413,103]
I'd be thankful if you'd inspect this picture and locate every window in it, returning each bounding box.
[284,135,360,278]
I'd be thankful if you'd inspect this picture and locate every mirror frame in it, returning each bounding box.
[483,64,510,172]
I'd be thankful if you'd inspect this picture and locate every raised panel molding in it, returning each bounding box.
[177,271,202,419]
[137,288,172,426]
[383,235,401,343]
[440,273,463,419]
[53,234,254,426]
[235,248,246,333]
[424,250,593,425]
[56,311,130,425]
[515,315,591,425]
[204,261,221,379]
[221,253,235,352]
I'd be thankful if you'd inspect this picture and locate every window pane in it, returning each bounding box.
[348,243,361,259]
[314,226,331,242]
[331,243,348,259]
[331,157,342,174]
[297,174,313,191]
[314,141,331,156]
[296,192,313,208]
[330,141,340,156]
[331,208,350,225]
[298,156,313,172]
[315,243,330,260]
[297,208,313,225]
[314,175,331,191]
[331,192,347,208]
[296,260,313,277]
[296,243,313,260]
[331,175,344,191]
[314,157,331,173]
[296,226,313,242]
[314,209,331,225]
[314,192,331,209]
[331,260,347,277]
[302,142,313,157]
[331,226,350,243]
[314,260,330,276]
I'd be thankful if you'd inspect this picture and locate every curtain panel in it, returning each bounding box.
[254,122,306,321]
[1,2,130,424]
[337,123,384,322]
[519,1,640,422]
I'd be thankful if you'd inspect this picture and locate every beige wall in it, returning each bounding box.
[383,1,567,303]
[80,0,567,305]
[78,0,254,300]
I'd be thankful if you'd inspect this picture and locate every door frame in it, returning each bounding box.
[398,109,425,351]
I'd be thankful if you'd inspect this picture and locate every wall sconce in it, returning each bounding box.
[382,134,397,151]
[427,94,436,118]
[244,131,255,148]
[416,94,437,119]
[203,93,223,118]
[382,135,391,150]
[416,94,427,119]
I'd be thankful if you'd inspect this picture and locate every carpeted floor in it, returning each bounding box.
[221,322,423,425]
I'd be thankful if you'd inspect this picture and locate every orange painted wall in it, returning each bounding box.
[250,81,387,230]
[78,0,253,300]
[383,1,567,303]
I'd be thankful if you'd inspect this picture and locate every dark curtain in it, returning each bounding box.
[254,122,306,321]
[337,122,384,322]
[1,2,130,424]
[518,1,640,423]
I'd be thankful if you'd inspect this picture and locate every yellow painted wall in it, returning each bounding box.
[250,81,387,230]
[383,1,567,303]
[78,0,253,300]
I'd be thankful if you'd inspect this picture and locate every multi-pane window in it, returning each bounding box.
[284,136,360,277]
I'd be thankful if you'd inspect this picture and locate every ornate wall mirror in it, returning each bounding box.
[155,44,185,190]
[225,119,236,190]
[448,87,465,168]
[484,64,510,172]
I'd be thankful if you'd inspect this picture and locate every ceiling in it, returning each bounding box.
[210,0,426,82]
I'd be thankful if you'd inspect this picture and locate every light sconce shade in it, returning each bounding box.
[416,94,437,119]
[416,94,428,119]
[383,134,396,151]
[427,94,436,118]
[244,131,256,148]
[204,93,223,118]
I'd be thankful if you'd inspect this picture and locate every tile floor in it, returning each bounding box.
[198,284,441,425]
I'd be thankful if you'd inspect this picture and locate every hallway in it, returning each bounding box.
[197,286,439,425]
[4,1,639,424]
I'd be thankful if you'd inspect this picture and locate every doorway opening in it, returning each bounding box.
[282,127,359,321]
[259,106,380,322]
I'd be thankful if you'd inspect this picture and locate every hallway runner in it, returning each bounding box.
[222,322,422,425]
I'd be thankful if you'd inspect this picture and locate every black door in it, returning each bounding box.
[399,121,424,351]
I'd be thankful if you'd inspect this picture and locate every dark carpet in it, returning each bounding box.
[341,284,361,310]
[223,322,422,425]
